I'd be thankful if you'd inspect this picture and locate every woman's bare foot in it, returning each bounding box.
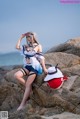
[17,100,29,111]
[17,105,25,111]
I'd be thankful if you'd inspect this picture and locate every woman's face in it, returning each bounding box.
[26,36,34,44]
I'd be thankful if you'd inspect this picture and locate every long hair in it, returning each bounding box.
[31,32,39,44]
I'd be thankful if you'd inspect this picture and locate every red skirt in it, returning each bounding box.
[47,76,68,89]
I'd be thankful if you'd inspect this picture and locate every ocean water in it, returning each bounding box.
[0,49,47,67]
[0,52,23,66]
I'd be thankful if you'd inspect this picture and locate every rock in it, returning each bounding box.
[9,109,44,119]
[42,112,80,119]
[31,84,76,113]
[31,75,80,114]
[4,68,22,84]
[45,52,80,69]
[62,76,78,90]
[0,82,24,111]
[46,37,80,57]
[1,37,80,118]
[0,67,26,113]
[44,52,80,77]
[2,62,80,114]
[0,65,22,71]
[0,65,22,85]
[71,76,80,92]
[61,64,80,76]
[4,68,28,93]
[0,67,8,80]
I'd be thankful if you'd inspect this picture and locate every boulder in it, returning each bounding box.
[0,82,24,111]
[31,75,80,114]
[2,51,80,114]
[4,68,22,84]
[1,37,80,118]
[46,37,80,57]
[42,112,80,119]
[45,52,80,69]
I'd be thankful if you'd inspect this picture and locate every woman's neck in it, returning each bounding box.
[28,42,38,47]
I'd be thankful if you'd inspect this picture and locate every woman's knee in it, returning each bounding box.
[14,72,19,79]
[14,71,23,79]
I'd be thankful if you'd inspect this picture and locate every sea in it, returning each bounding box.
[0,52,23,67]
[0,49,47,67]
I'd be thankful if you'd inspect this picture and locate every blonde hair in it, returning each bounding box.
[31,32,39,44]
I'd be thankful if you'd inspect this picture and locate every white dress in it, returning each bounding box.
[20,45,44,75]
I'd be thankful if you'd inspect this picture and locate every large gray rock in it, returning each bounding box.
[46,37,80,57]
[44,52,80,76]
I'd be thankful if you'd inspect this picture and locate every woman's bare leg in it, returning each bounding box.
[14,69,29,86]
[17,72,36,111]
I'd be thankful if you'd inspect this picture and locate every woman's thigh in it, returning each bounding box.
[14,70,23,78]
[26,72,37,86]
[14,68,29,78]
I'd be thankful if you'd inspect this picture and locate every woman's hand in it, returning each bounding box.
[16,34,25,50]
[44,68,48,74]
[20,34,25,39]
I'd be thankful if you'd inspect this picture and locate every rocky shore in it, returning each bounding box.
[0,37,80,119]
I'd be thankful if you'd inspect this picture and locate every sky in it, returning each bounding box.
[0,0,80,53]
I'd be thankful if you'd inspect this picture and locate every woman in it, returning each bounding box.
[14,32,47,111]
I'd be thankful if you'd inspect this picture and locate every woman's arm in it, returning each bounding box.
[37,44,48,74]
[38,44,42,52]
[33,44,42,52]
[16,34,25,50]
